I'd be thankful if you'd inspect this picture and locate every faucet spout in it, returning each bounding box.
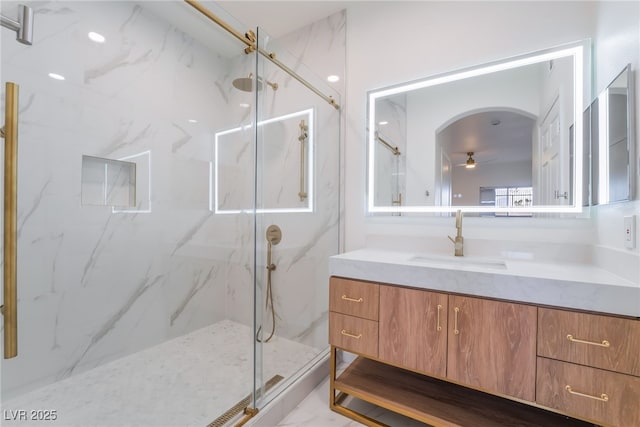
[449,210,464,256]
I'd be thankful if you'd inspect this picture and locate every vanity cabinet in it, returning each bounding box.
[377,286,536,400]
[329,276,635,427]
[378,285,448,377]
[447,295,537,401]
[536,308,640,426]
[328,277,379,359]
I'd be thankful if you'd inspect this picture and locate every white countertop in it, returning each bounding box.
[329,249,640,317]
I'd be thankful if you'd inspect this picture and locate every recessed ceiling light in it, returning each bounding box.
[378,121,388,125]
[327,75,340,83]
[88,32,106,43]
[188,119,198,123]
[48,73,65,81]
[239,103,250,108]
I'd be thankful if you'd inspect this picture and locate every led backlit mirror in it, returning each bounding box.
[214,109,314,214]
[367,41,588,215]
[588,64,635,205]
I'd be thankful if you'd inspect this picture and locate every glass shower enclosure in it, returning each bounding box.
[0,1,340,425]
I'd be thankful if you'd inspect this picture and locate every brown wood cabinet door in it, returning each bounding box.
[538,307,640,376]
[379,285,448,377]
[537,357,640,427]
[447,295,537,401]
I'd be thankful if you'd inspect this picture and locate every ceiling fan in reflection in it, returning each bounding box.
[455,152,496,168]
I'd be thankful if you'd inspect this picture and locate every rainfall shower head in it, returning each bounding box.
[232,73,278,92]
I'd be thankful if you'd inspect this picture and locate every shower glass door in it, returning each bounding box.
[1,1,261,425]
[252,26,341,411]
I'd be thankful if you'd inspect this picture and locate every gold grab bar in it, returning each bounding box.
[341,330,362,339]
[1,82,19,359]
[341,295,363,303]
[565,385,609,402]
[376,132,401,156]
[566,334,610,348]
[183,0,339,110]
[298,120,308,201]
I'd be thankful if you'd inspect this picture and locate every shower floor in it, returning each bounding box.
[1,320,322,427]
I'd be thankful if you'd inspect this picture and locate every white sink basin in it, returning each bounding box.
[409,254,507,270]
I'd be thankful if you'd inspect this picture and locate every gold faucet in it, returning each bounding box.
[448,210,464,256]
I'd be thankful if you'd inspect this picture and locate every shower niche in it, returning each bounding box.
[214,108,314,213]
[80,152,151,212]
[81,155,136,208]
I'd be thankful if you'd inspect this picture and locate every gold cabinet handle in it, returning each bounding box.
[454,307,460,335]
[565,385,609,402]
[566,334,610,348]
[2,82,19,359]
[436,304,442,331]
[341,330,362,339]
[341,295,363,303]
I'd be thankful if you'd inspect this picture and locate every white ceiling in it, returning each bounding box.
[440,110,535,167]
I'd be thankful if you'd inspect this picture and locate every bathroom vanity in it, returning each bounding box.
[328,249,640,427]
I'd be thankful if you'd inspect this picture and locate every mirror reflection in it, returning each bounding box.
[368,42,586,214]
[588,65,634,205]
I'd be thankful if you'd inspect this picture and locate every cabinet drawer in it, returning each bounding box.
[329,277,379,320]
[538,308,640,376]
[329,312,378,358]
[537,357,640,427]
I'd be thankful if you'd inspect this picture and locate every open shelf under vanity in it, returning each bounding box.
[331,354,596,427]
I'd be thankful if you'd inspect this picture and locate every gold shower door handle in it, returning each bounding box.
[1,82,19,359]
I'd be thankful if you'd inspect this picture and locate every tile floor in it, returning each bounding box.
[275,376,428,427]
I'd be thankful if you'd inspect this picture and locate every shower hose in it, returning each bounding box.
[256,263,276,343]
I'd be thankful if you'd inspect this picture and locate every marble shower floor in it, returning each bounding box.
[2,320,321,427]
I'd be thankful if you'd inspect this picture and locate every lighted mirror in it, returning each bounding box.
[214,108,314,214]
[367,41,588,215]
[588,64,635,205]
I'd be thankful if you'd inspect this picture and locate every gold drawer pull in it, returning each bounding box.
[566,334,610,348]
[341,330,362,339]
[436,304,442,331]
[565,385,609,402]
[341,295,363,303]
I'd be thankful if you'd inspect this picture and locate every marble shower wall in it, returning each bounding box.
[222,13,345,351]
[0,0,258,398]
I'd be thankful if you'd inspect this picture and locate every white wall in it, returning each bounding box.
[343,1,639,267]
[591,1,640,263]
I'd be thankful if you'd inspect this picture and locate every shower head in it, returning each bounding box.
[232,73,278,92]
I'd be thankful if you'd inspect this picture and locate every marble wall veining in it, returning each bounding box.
[222,13,344,352]
[0,0,238,398]
[0,0,342,401]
